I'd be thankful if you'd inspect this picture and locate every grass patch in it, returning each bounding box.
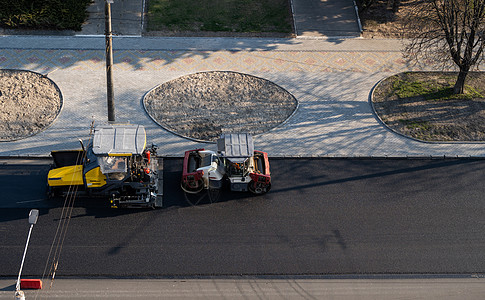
[391,76,483,101]
[399,119,431,131]
[398,119,433,140]
[0,0,92,31]
[147,0,293,33]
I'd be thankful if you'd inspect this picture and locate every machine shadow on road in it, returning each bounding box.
[1,157,483,224]
[0,161,267,225]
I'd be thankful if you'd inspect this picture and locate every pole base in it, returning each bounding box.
[15,290,25,300]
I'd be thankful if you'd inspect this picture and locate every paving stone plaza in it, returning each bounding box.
[1,0,484,158]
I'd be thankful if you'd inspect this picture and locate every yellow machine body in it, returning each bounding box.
[85,167,107,188]
[47,165,84,187]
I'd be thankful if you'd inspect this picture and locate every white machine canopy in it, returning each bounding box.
[217,133,254,163]
[92,124,146,155]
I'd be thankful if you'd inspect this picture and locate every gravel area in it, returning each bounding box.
[1,70,297,143]
[0,69,62,141]
[143,71,298,141]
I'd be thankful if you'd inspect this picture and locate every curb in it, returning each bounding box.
[2,155,485,160]
[353,0,363,34]
[7,273,482,280]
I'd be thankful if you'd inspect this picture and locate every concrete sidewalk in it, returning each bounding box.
[292,0,361,37]
[79,0,361,38]
[79,0,145,36]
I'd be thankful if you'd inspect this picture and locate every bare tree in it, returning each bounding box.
[405,0,485,94]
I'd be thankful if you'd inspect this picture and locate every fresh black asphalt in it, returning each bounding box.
[1,158,484,277]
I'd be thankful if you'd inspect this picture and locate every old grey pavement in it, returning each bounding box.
[1,277,484,299]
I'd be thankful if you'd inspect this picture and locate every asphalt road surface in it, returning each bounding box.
[1,158,484,277]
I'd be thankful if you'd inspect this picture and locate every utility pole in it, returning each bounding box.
[105,0,115,123]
